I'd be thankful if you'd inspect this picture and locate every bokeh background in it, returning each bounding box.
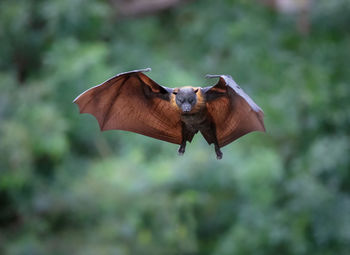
[1,0,350,254]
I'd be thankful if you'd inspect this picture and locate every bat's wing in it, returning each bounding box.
[73,68,182,144]
[203,74,265,147]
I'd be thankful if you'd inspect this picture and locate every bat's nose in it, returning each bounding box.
[181,104,192,112]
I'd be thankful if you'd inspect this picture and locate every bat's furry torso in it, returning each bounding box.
[180,109,219,156]
[171,87,222,157]
[180,111,208,129]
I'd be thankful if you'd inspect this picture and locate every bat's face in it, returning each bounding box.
[174,87,199,113]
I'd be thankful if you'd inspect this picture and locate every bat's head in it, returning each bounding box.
[173,87,199,113]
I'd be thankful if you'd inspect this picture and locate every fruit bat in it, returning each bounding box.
[74,68,265,159]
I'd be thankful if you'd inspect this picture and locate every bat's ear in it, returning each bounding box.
[172,88,179,95]
[194,88,199,93]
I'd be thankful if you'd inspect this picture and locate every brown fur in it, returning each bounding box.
[191,87,205,113]
[170,92,180,112]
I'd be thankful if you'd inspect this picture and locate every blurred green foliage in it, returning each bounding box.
[0,0,350,254]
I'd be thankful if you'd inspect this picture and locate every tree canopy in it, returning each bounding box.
[0,0,349,254]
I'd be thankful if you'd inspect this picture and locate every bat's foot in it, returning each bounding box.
[178,145,186,156]
[215,146,223,160]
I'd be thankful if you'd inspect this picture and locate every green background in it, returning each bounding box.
[0,0,349,254]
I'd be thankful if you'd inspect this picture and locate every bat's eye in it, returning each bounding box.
[177,98,184,104]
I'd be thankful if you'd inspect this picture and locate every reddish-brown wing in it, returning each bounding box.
[74,68,182,144]
[204,75,265,147]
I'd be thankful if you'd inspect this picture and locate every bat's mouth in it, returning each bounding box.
[181,104,192,113]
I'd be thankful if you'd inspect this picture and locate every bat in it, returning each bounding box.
[73,68,265,159]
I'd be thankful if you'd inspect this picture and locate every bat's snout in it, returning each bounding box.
[181,104,192,113]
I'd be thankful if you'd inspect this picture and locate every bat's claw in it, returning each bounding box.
[178,145,185,156]
[215,146,223,160]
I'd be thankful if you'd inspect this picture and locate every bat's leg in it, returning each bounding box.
[214,143,223,160]
[178,123,196,156]
[178,141,186,155]
[200,124,223,160]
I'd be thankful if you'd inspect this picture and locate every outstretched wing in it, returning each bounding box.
[73,68,182,144]
[203,74,265,147]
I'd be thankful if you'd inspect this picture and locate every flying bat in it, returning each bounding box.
[73,68,265,159]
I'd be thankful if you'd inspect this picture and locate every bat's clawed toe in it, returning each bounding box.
[178,145,186,156]
[215,145,223,160]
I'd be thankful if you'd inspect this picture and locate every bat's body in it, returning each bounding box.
[171,87,223,158]
[74,68,265,159]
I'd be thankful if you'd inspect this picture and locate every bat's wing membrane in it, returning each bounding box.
[74,68,182,144]
[203,75,265,147]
